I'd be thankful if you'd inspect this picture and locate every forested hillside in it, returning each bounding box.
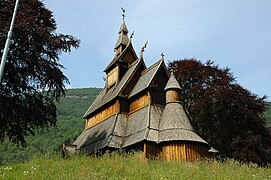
[0,88,101,164]
[0,88,270,164]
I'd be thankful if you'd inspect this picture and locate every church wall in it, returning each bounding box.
[184,142,209,161]
[149,67,168,106]
[119,64,128,82]
[150,90,166,106]
[158,142,209,162]
[86,100,120,129]
[107,66,119,88]
[144,141,160,160]
[123,50,136,63]
[166,89,181,103]
[129,92,149,114]
[119,97,129,114]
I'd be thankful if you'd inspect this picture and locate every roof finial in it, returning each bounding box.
[161,53,165,60]
[130,30,135,39]
[121,7,125,20]
[140,41,148,59]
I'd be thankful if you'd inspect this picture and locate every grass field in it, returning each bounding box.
[1,89,270,179]
[1,152,270,179]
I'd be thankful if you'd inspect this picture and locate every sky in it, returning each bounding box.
[44,0,271,101]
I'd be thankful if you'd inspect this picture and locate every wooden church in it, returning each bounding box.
[63,16,213,161]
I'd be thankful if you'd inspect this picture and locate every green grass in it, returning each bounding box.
[0,88,271,178]
[0,153,270,179]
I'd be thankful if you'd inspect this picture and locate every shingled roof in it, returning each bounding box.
[159,102,209,145]
[69,17,213,157]
[114,19,129,50]
[160,73,209,147]
[104,39,138,72]
[129,60,164,98]
[83,59,143,118]
[164,72,181,91]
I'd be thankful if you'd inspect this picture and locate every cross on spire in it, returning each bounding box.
[161,53,165,59]
[121,7,125,19]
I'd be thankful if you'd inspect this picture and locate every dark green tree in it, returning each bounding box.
[0,0,80,145]
[168,58,271,165]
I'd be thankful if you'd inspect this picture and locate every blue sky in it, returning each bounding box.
[44,0,271,101]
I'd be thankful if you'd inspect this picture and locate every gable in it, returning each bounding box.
[128,60,169,98]
[83,59,144,118]
[104,41,138,73]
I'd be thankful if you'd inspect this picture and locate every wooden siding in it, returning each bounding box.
[166,89,181,103]
[86,101,120,129]
[123,50,136,63]
[158,142,208,162]
[107,66,119,87]
[129,93,149,113]
[150,90,166,106]
[115,45,123,56]
[149,66,168,106]
[144,142,159,159]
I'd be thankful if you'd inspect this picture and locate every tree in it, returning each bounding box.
[0,0,80,145]
[168,58,271,165]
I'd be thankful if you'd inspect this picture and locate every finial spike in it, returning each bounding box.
[141,41,148,52]
[130,30,135,39]
[140,41,148,59]
[121,7,126,19]
[161,53,165,60]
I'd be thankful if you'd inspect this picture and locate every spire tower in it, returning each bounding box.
[114,8,129,55]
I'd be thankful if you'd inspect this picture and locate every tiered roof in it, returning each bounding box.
[72,18,211,154]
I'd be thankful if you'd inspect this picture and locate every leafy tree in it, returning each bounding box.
[0,0,80,145]
[168,58,271,165]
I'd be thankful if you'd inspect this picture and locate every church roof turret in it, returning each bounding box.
[104,11,138,73]
[164,72,181,91]
[114,19,129,50]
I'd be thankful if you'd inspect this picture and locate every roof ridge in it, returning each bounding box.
[141,59,163,75]
[159,128,195,132]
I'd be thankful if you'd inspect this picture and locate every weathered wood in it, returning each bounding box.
[123,50,135,63]
[107,66,119,87]
[145,141,159,159]
[149,67,168,106]
[129,93,149,113]
[86,101,119,129]
[166,89,181,103]
[158,142,208,162]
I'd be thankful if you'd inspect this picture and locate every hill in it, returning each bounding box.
[0,88,101,164]
[0,88,270,165]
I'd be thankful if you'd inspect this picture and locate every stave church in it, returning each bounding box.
[63,14,216,161]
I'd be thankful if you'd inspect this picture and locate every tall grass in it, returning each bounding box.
[1,152,270,179]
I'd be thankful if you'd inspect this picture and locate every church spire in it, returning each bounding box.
[114,8,130,54]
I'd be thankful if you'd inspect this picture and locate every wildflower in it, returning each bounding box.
[3,167,12,170]
[31,164,40,171]
[24,171,29,176]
